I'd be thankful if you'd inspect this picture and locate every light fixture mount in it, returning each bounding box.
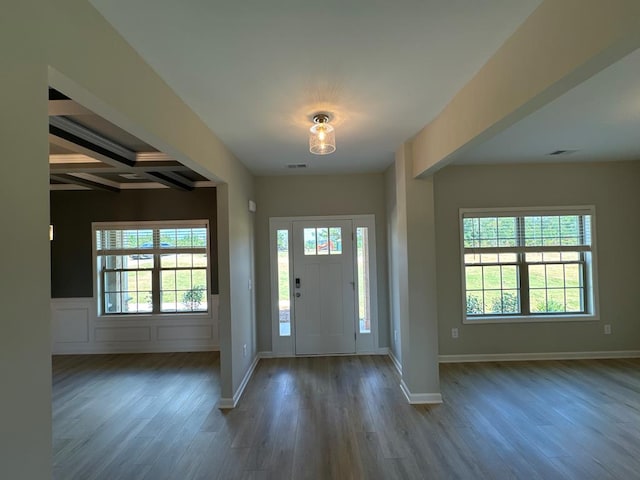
[309,112,336,155]
[313,113,330,124]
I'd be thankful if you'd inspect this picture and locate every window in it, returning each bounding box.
[461,207,597,321]
[303,227,342,255]
[356,227,371,333]
[276,229,291,336]
[94,221,209,315]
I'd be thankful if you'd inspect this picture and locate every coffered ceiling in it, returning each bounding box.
[49,89,213,192]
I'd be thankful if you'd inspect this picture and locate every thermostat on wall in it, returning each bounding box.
[248,200,257,213]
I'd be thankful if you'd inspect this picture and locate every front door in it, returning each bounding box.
[292,220,356,354]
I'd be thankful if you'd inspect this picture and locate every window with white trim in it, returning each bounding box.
[461,207,597,321]
[94,221,209,315]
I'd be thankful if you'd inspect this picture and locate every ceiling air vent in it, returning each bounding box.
[286,163,308,169]
[547,149,579,156]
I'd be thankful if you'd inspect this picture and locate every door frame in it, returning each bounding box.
[269,215,378,356]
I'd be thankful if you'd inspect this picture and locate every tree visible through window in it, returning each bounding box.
[94,221,209,315]
[461,208,596,319]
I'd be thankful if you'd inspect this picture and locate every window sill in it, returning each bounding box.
[463,313,599,325]
[96,311,213,323]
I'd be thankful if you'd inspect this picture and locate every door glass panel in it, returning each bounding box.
[317,228,329,255]
[304,228,316,256]
[329,227,342,255]
[277,229,291,336]
[356,227,371,333]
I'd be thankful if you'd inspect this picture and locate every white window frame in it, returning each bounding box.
[460,206,600,324]
[269,215,378,355]
[92,220,212,318]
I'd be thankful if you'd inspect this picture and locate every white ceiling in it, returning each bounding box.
[90,0,541,175]
[455,47,640,166]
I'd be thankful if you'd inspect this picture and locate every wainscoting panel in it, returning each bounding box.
[51,296,219,354]
[157,325,213,341]
[52,302,89,344]
[95,327,151,343]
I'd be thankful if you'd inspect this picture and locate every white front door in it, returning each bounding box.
[292,220,356,355]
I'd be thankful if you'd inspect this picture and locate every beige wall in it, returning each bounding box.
[222,170,257,393]
[2,0,256,475]
[390,145,440,397]
[384,165,402,361]
[434,161,640,355]
[254,174,389,352]
[47,0,257,402]
[1,3,51,478]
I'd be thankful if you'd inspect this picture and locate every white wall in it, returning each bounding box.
[254,173,389,353]
[434,161,640,356]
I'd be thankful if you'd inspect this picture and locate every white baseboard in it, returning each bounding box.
[217,353,260,409]
[400,380,442,405]
[388,350,402,375]
[439,350,640,363]
[258,351,295,358]
[258,349,390,359]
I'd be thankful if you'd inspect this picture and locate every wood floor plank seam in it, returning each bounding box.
[53,353,640,479]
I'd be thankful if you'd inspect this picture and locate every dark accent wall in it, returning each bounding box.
[50,188,218,298]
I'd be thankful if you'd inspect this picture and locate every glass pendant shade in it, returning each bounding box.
[309,115,336,155]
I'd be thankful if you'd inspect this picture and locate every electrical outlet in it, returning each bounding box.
[451,328,459,339]
[243,344,247,357]
[604,324,612,335]
[394,330,398,342]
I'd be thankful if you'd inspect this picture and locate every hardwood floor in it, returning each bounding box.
[52,353,640,479]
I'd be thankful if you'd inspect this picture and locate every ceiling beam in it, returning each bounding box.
[49,161,190,174]
[49,153,189,172]
[158,171,196,187]
[49,116,198,190]
[49,116,136,168]
[50,173,120,193]
[144,171,194,191]
[48,100,93,116]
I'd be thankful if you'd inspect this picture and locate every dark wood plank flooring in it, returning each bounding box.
[52,353,640,479]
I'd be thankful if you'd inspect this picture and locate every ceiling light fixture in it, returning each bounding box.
[309,113,336,155]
